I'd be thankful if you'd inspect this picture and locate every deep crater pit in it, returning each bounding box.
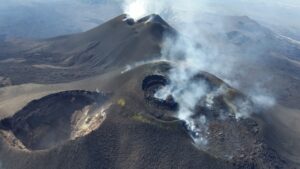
[0,90,110,151]
[142,75,178,111]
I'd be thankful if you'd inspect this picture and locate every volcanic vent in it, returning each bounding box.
[142,74,178,111]
[0,90,110,151]
[138,62,286,168]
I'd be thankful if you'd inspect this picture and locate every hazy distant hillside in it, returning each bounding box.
[1,0,300,40]
[0,0,121,39]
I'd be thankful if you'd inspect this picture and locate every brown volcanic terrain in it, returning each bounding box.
[0,14,300,169]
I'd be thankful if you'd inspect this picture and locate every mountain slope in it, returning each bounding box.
[0,62,287,169]
[0,14,300,168]
[0,14,173,85]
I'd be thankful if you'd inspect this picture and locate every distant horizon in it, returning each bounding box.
[0,0,300,40]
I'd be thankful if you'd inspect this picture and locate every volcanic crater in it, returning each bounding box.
[0,90,110,150]
[0,13,294,169]
[142,74,178,111]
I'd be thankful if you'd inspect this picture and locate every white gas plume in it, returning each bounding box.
[122,0,169,21]
[121,0,278,145]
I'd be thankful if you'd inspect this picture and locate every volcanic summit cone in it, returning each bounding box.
[0,14,293,169]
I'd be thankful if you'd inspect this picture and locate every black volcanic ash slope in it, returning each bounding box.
[0,62,288,169]
[0,14,298,168]
[0,14,174,85]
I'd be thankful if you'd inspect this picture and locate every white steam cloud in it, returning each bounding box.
[121,0,278,145]
[123,0,169,21]
[121,0,300,41]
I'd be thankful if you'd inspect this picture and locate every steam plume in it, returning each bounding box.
[121,0,276,145]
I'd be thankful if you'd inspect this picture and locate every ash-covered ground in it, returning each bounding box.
[0,13,299,169]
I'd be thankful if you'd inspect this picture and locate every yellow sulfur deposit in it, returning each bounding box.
[117,98,126,107]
